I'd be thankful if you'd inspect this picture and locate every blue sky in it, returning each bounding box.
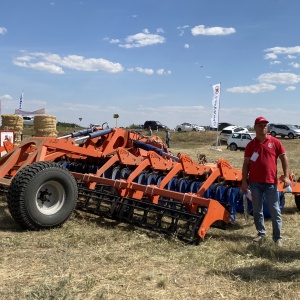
[1,0,300,129]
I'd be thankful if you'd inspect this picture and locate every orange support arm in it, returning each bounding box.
[197,199,231,239]
[278,174,300,194]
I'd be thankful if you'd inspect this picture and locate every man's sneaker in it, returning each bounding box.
[275,239,283,247]
[253,235,265,243]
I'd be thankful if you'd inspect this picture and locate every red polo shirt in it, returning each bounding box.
[244,135,286,184]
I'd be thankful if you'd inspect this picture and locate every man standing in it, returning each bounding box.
[165,129,170,148]
[241,116,290,247]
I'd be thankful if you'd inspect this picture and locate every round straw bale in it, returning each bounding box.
[14,132,22,143]
[1,114,23,131]
[33,114,57,137]
[34,129,58,137]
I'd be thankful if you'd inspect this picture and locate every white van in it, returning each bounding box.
[23,116,34,126]
[220,126,248,142]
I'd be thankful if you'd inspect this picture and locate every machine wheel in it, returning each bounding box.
[270,131,276,137]
[192,128,196,131]
[295,195,300,210]
[295,177,300,210]
[288,133,294,139]
[229,143,238,151]
[7,161,78,230]
[177,128,182,132]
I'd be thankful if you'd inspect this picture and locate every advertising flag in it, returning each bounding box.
[19,91,24,109]
[210,83,221,129]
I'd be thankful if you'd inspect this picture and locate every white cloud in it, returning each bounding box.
[127,67,171,75]
[227,83,276,94]
[156,69,164,75]
[264,53,277,60]
[191,25,236,36]
[13,60,64,74]
[156,69,171,75]
[289,62,300,68]
[13,51,124,74]
[285,86,296,91]
[137,105,205,114]
[270,60,281,65]
[0,27,7,35]
[0,94,13,100]
[110,39,120,44]
[227,72,300,95]
[264,46,300,63]
[177,25,190,36]
[257,72,300,84]
[119,29,165,48]
[135,67,154,75]
[184,44,189,49]
[264,46,300,55]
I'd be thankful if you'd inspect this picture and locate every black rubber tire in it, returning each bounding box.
[229,143,238,151]
[295,195,300,210]
[270,131,276,137]
[192,128,196,132]
[288,133,294,139]
[7,161,78,230]
[177,128,182,132]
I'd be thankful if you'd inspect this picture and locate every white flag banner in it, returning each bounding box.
[19,91,24,110]
[210,83,221,129]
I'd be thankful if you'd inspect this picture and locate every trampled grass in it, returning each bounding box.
[0,129,299,299]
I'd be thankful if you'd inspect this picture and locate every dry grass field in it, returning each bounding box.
[0,129,300,299]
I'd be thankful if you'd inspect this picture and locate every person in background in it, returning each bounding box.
[241,116,290,247]
[148,126,152,136]
[165,129,170,148]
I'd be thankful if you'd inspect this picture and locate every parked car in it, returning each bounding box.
[22,116,34,126]
[210,122,234,131]
[218,122,235,130]
[227,132,256,151]
[267,123,275,133]
[220,126,248,142]
[175,122,205,132]
[144,120,168,131]
[269,124,300,139]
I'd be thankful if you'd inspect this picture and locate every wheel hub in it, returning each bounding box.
[38,189,52,204]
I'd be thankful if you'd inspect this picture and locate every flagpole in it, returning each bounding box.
[0,97,1,117]
[215,81,221,147]
[210,82,222,151]
[19,90,24,110]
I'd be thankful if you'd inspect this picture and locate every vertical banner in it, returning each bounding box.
[19,91,24,110]
[210,83,221,129]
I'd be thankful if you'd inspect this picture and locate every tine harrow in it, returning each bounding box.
[0,125,300,244]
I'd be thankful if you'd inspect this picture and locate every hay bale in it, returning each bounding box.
[34,128,58,137]
[14,132,22,143]
[1,114,23,132]
[33,114,57,137]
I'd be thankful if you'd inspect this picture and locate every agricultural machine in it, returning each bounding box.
[0,125,300,244]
